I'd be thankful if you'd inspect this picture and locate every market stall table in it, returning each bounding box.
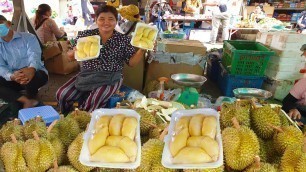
[164,15,212,31]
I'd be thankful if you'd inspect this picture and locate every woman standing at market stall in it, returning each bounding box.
[33,4,66,44]
[282,44,306,124]
[56,5,146,114]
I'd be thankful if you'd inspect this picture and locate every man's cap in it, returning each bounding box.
[301,44,306,51]
[0,15,7,21]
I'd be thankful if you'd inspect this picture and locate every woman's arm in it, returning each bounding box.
[282,93,298,113]
[48,19,65,38]
[128,49,146,67]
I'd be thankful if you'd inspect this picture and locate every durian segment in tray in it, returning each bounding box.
[79,109,141,169]
[131,23,158,51]
[75,35,102,61]
[162,108,223,169]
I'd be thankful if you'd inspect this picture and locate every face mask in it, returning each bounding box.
[0,23,9,37]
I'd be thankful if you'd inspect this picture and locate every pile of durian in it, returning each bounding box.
[132,25,157,50]
[87,114,138,163]
[76,36,100,60]
[169,115,219,164]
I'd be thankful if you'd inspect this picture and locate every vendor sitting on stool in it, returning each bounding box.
[0,15,48,109]
[282,44,306,124]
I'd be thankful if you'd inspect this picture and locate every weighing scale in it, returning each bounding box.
[171,73,207,106]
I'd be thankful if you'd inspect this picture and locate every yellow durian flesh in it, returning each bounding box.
[105,136,125,146]
[136,27,145,34]
[121,117,138,140]
[147,30,157,41]
[86,36,99,43]
[189,114,205,136]
[95,115,112,130]
[202,116,217,139]
[90,146,130,163]
[118,137,138,162]
[199,136,219,161]
[175,116,191,133]
[76,42,85,50]
[133,34,142,42]
[88,127,109,155]
[169,128,189,157]
[173,147,212,164]
[109,114,125,136]
[89,43,99,57]
[133,40,149,49]
[83,41,92,56]
[143,28,152,38]
[77,50,86,59]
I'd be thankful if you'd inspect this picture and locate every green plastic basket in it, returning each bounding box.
[222,40,274,76]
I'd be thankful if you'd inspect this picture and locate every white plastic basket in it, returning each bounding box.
[162,108,223,169]
[75,35,102,61]
[79,108,141,169]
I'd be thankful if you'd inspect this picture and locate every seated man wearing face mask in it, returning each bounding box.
[0,15,48,109]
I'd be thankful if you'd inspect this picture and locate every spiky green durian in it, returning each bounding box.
[67,109,91,131]
[280,147,306,172]
[137,139,163,172]
[183,166,224,172]
[149,123,168,139]
[23,117,47,139]
[53,117,81,147]
[47,165,78,172]
[136,109,157,135]
[273,126,303,154]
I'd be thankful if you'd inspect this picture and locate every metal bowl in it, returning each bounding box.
[233,88,272,99]
[171,73,207,88]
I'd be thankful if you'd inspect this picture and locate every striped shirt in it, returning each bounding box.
[290,78,306,106]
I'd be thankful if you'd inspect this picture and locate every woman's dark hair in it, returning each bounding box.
[34,4,51,27]
[256,4,265,13]
[95,5,118,21]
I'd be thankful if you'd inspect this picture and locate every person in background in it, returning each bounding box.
[56,5,146,114]
[184,0,202,28]
[33,4,66,44]
[203,0,231,44]
[282,44,306,124]
[297,10,306,34]
[118,4,141,36]
[0,15,48,109]
[151,0,173,31]
[249,4,265,23]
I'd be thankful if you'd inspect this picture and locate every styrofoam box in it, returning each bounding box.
[262,78,295,101]
[18,106,60,125]
[75,35,102,61]
[79,108,141,169]
[266,60,305,72]
[270,33,306,51]
[162,108,223,169]
[131,23,158,51]
[265,68,303,80]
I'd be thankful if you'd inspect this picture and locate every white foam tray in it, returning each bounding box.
[162,108,224,169]
[79,108,141,169]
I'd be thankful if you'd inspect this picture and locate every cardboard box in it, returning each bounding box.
[42,42,62,60]
[144,61,204,90]
[157,40,207,56]
[122,57,145,91]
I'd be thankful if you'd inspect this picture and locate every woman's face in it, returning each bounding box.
[303,50,306,57]
[96,12,117,33]
[255,6,262,14]
[46,10,52,17]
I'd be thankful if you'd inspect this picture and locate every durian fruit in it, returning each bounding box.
[143,28,151,38]
[83,41,92,56]
[86,36,99,43]
[186,136,219,161]
[143,80,160,96]
[172,147,212,164]
[0,134,29,172]
[47,120,65,165]
[89,42,99,56]
[272,125,304,154]
[136,109,157,135]
[245,156,278,172]
[67,109,91,131]
[105,136,125,146]
[109,114,125,136]
[95,115,113,130]
[77,42,85,50]
[175,116,191,133]
[23,116,47,140]
[53,116,81,148]
[147,30,157,40]
[67,132,94,172]
[97,168,123,172]
[23,131,56,172]
[189,114,205,136]
[47,161,78,172]
[77,50,86,59]
[0,119,23,142]
[169,127,189,157]
[141,134,150,145]
[220,100,251,129]
[222,118,260,171]
[202,116,217,139]
[122,117,138,140]
[280,146,306,172]
[251,105,281,139]
[149,123,168,139]
[183,166,224,172]
[118,137,138,162]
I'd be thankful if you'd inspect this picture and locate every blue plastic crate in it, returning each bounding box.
[18,106,60,125]
[217,62,265,97]
[107,85,136,108]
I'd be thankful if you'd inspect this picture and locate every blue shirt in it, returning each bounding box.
[0,31,47,81]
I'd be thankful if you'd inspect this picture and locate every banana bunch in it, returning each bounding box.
[169,115,219,164]
[88,114,138,163]
[132,26,157,50]
[76,36,100,59]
